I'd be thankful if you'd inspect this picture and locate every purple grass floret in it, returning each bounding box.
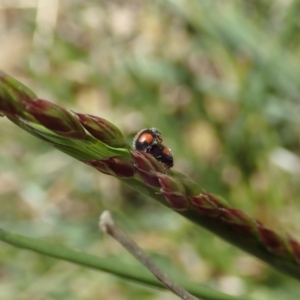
[86,157,134,178]
[131,151,165,187]
[157,173,190,211]
[160,191,190,211]
[131,150,164,172]
[76,113,127,147]
[257,224,291,256]
[26,99,86,139]
[190,192,228,217]
[156,173,186,194]
[189,194,220,217]
[220,208,258,235]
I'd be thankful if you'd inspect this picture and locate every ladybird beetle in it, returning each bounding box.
[133,128,162,152]
[133,128,173,169]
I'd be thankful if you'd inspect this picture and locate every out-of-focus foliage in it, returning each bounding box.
[1,0,300,299]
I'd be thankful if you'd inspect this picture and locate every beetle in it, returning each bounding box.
[133,128,173,169]
[133,128,162,152]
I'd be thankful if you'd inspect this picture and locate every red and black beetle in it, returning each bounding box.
[133,128,173,169]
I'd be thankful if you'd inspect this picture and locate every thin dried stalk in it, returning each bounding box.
[100,211,199,300]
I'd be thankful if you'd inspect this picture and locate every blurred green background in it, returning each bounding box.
[1,0,300,299]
